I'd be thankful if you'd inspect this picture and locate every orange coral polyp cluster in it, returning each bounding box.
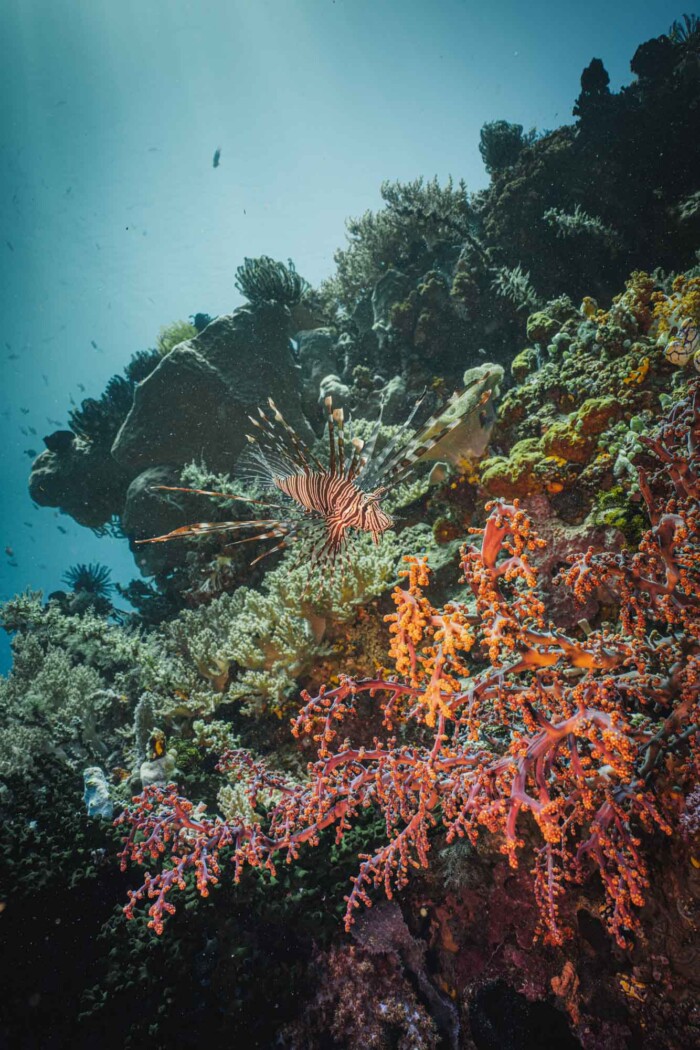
[118,386,700,950]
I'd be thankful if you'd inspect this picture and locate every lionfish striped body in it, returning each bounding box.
[138,382,492,570]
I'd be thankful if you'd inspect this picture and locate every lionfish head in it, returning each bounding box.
[363,488,393,543]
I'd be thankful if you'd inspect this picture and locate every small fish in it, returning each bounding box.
[57,525,68,534]
[65,186,72,195]
[28,426,36,435]
[20,427,28,436]
[90,340,98,350]
[149,730,167,760]
[77,383,85,392]
[213,147,221,168]
[20,407,29,415]
[5,546,14,558]
[42,374,49,386]
[23,522,33,528]
[47,417,63,426]
[7,353,18,361]
[6,241,14,252]
[24,449,37,457]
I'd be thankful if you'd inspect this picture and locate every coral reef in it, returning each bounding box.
[120,386,698,940]
[8,21,700,1050]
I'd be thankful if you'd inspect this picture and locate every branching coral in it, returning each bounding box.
[543,204,622,252]
[117,386,700,945]
[145,523,440,720]
[490,263,542,312]
[324,177,474,310]
[68,375,136,449]
[478,120,537,176]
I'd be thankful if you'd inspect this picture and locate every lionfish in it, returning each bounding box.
[137,376,496,570]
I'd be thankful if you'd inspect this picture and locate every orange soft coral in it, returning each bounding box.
[118,386,700,949]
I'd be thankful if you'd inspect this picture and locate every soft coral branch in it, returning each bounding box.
[118,385,700,947]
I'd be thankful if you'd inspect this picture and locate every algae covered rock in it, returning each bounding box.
[526,309,562,346]
[479,437,543,497]
[541,396,622,464]
[29,433,130,529]
[112,303,313,475]
[510,347,539,381]
[296,327,338,417]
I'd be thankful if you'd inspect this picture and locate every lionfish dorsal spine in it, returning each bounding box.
[267,398,325,474]
[332,406,346,476]
[324,396,338,477]
[347,437,365,482]
[249,404,321,478]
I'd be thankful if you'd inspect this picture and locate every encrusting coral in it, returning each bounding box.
[478,268,698,518]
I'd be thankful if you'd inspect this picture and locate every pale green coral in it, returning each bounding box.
[147,522,439,719]
[0,591,162,781]
[156,319,197,356]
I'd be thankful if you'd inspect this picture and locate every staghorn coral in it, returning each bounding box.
[117,383,700,948]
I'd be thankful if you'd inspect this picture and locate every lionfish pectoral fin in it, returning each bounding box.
[150,485,274,507]
[248,538,289,566]
[135,519,281,545]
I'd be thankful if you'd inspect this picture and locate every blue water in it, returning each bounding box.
[0,0,676,671]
